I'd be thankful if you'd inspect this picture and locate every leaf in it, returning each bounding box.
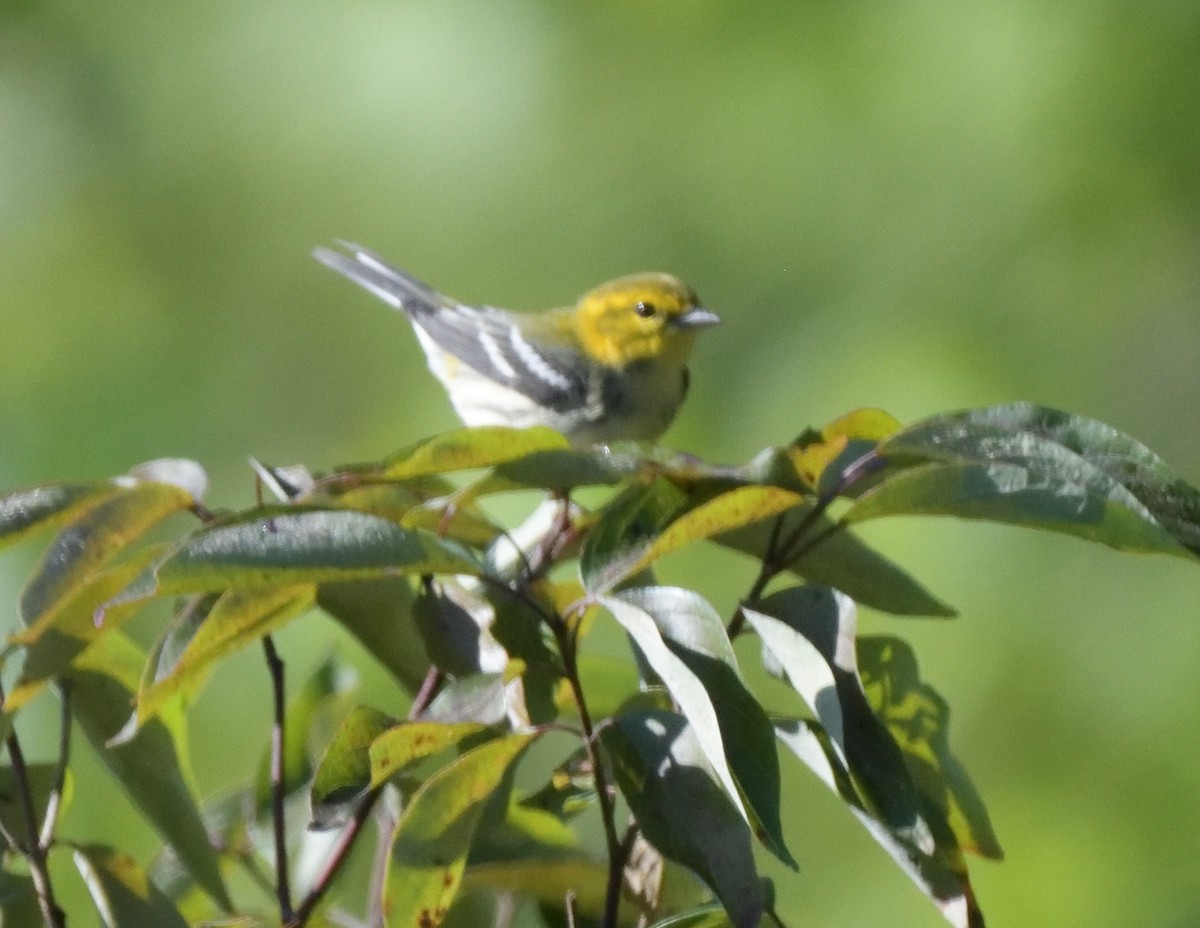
[316,577,430,693]
[645,905,734,928]
[383,731,539,928]
[744,587,929,849]
[602,711,763,928]
[857,635,1002,860]
[108,508,484,610]
[774,719,983,928]
[412,579,508,678]
[254,655,356,818]
[73,843,189,928]
[0,869,41,926]
[599,592,746,823]
[368,721,490,789]
[714,506,956,617]
[789,407,901,494]
[614,587,794,869]
[862,401,1200,556]
[380,426,570,479]
[4,551,161,711]
[420,673,510,726]
[581,478,691,593]
[310,705,397,829]
[0,481,118,551]
[67,633,231,910]
[583,481,805,594]
[19,481,195,627]
[136,585,316,724]
[0,763,67,843]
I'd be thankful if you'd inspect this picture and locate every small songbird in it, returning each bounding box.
[313,244,720,446]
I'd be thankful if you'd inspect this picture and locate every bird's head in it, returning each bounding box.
[572,272,720,368]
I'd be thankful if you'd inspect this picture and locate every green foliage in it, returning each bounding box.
[1,405,1198,927]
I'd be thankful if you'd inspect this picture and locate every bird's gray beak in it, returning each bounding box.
[673,307,722,329]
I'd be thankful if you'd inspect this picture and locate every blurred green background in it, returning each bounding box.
[3,1,1200,925]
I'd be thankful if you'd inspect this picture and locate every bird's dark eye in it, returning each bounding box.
[634,301,657,318]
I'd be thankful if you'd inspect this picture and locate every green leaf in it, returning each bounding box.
[254,655,356,818]
[0,481,119,551]
[136,585,316,724]
[861,401,1200,556]
[316,577,430,693]
[73,844,189,928]
[109,508,484,609]
[310,704,397,829]
[581,478,691,593]
[744,587,929,848]
[0,868,43,926]
[858,636,1002,860]
[368,720,490,788]
[774,719,983,928]
[715,506,956,617]
[0,763,66,843]
[68,633,231,910]
[789,407,902,494]
[600,592,746,822]
[614,587,794,869]
[412,580,507,678]
[5,551,160,711]
[383,731,539,928]
[602,711,763,928]
[380,426,570,479]
[583,481,805,594]
[420,673,510,726]
[19,481,195,627]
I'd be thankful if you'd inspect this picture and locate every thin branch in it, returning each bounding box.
[285,786,384,928]
[408,664,444,721]
[39,680,73,850]
[0,679,66,928]
[262,635,294,922]
[554,621,624,928]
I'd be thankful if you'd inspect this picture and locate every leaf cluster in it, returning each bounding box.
[1,403,1198,928]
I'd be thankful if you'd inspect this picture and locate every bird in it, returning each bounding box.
[313,243,720,446]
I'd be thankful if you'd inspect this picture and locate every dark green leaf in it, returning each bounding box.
[73,844,189,928]
[858,635,1002,860]
[645,904,734,928]
[413,580,507,678]
[615,587,793,869]
[110,508,484,609]
[602,711,763,928]
[774,719,983,928]
[745,587,929,848]
[581,478,690,593]
[316,577,430,693]
[310,705,397,829]
[384,732,539,928]
[868,402,1200,556]
[600,592,745,821]
[68,633,231,910]
[0,868,41,926]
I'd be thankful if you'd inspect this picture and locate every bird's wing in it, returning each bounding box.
[315,243,590,412]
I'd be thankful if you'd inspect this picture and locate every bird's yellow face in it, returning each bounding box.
[572,273,719,368]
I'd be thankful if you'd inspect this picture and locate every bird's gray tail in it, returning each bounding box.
[312,242,448,316]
